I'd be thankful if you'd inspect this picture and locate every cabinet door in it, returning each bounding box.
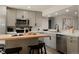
[48,33,56,49]
[67,37,78,54]
[7,8,16,26]
[23,10,29,19]
[28,11,35,26]
[44,32,56,49]
[16,10,23,19]
[16,10,29,20]
[35,12,42,27]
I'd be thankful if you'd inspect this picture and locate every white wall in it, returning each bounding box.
[0,6,7,34]
[54,16,63,30]
[54,15,78,31]
[0,6,7,44]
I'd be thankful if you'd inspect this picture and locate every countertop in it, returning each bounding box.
[0,34,50,40]
[56,30,79,37]
[32,30,79,37]
[6,29,79,37]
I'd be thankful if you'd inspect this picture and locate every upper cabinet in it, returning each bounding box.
[35,12,42,27]
[28,11,35,26]
[6,8,44,28]
[7,8,16,26]
[16,10,36,26]
[16,10,29,20]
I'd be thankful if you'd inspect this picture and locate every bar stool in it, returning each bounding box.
[5,47,22,54]
[0,44,5,54]
[28,42,47,54]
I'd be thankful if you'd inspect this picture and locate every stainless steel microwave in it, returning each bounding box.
[16,19,29,27]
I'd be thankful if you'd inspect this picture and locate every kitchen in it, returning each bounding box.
[0,5,79,54]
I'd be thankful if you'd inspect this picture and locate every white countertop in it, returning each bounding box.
[7,29,79,37]
[56,30,79,37]
[32,30,79,37]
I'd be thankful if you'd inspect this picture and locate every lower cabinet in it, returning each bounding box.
[56,34,79,54]
[44,32,56,49]
[67,37,79,54]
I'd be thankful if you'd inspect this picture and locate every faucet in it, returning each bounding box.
[55,24,59,32]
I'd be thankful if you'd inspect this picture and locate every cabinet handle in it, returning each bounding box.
[70,37,73,39]
[49,36,51,40]
[70,40,72,43]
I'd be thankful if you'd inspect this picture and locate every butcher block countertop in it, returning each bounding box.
[0,33,49,40]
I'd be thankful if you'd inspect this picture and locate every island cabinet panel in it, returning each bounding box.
[67,37,79,54]
[5,39,39,54]
[43,32,56,49]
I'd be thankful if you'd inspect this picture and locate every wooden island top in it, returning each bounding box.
[0,34,50,40]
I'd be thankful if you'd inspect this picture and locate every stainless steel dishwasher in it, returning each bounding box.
[56,34,67,53]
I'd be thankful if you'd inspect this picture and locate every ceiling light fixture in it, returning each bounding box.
[74,11,77,15]
[55,12,58,15]
[27,6,31,9]
[65,9,69,12]
[48,15,51,17]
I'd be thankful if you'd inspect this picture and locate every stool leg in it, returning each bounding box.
[37,49,40,54]
[29,48,32,54]
[32,49,34,54]
[18,51,19,54]
[40,48,43,54]
[44,45,47,54]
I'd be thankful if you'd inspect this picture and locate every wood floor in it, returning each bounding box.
[46,46,59,54]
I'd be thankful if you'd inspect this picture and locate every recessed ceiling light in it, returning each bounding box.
[27,6,31,9]
[48,15,51,17]
[65,9,69,12]
[55,12,58,15]
[74,11,77,15]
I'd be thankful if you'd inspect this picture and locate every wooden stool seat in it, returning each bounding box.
[28,42,47,54]
[5,47,22,54]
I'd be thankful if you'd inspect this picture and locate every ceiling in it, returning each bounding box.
[7,5,54,12]
[49,6,78,17]
[6,5,73,17]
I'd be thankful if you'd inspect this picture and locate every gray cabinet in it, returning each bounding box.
[67,37,79,54]
[56,34,79,54]
[7,8,16,26]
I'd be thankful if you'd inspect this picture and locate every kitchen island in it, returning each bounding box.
[0,33,50,54]
[0,33,49,40]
